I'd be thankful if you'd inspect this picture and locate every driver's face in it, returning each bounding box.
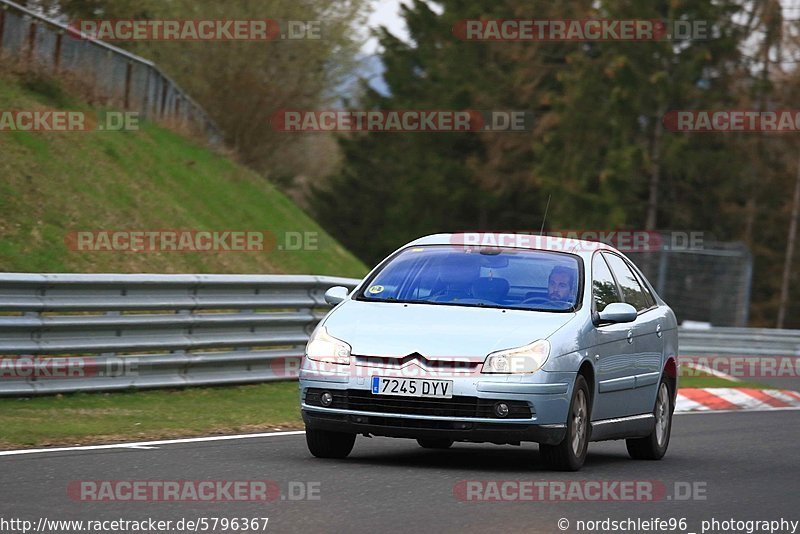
[548,272,571,301]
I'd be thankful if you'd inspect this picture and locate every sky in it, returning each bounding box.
[365,0,411,54]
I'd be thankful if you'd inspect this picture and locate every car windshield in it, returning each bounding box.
[358,245,581,311]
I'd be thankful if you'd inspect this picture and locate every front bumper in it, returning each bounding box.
[299,369,574,445]
[302,408,566,445]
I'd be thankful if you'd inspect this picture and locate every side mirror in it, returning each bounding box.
[597,302,637,324]
[324,286,349,306]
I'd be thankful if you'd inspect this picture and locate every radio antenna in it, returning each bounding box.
[539,194,551,236]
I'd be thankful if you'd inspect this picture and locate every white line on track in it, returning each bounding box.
[0,430,306,457]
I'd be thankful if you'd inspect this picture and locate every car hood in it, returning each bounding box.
[321,299,577,360]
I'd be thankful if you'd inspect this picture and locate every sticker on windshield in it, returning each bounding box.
[368,285,385,294]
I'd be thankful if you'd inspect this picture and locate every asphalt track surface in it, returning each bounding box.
[1,410,798,534]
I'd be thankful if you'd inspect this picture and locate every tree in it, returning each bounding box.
[41,0,369,181]
[536,0,749,233]
[312,0,588,264]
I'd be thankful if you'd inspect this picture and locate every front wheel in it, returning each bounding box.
[539,374,590,471]
[626,379,673,460]
[305,428,356,459]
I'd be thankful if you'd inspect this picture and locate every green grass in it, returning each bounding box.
[0,71,367,277]
[0,382,302,449]
[678,371,770,389]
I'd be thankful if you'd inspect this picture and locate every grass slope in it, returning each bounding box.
[0,71,366,277]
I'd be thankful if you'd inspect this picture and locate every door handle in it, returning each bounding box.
[627,330,633,344]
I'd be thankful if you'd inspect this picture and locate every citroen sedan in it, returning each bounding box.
[299,233,678,470]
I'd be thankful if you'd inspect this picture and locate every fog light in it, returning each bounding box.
[494,402,510,418]
[320,391,333,407]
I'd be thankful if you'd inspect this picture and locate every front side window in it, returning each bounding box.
[592,253,622,313]
[602,252,653,312]
[630,264,657,309]
[359,246,582,312]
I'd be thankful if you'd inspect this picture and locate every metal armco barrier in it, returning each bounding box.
[1,273,797,396]
[0,274,360,395]
[678,327,800,357]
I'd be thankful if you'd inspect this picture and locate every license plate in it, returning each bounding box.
[371,376,453,399]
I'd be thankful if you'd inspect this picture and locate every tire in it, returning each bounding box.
[417,438,454,449]
[539,374,590,471]
[626,378,673,460]
[305,428,356,459]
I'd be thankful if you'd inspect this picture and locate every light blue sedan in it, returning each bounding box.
[300,233,678,470]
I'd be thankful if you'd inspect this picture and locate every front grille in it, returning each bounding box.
[305,388,533,419]
[354,355,482,373]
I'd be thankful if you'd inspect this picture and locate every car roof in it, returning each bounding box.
[404,233,618,257]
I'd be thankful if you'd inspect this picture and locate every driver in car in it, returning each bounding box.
[548,265,576,303]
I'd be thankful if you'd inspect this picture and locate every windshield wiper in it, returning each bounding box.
[370,297,432,304]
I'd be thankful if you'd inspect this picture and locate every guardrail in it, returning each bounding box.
[0,0,223,143]
[1,273,797,396]
[0,274,360,395]
[679,326,800,357]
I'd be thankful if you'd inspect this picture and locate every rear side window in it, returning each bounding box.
[602,253,653,312]
[592,253,621,313]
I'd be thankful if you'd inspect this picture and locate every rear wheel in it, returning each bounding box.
[626,379,672,460]
[305,428,356,459]
[417,438,454,449]
[539,374,590,471]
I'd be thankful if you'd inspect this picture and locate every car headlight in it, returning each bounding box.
[482,339,550,374]
[305,326,351,364]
